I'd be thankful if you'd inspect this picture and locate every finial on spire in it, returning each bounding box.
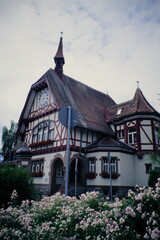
[61,31,63,37]
[54,34,65,77]
[137,81,139,88]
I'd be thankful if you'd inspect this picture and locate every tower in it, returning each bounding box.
[54,35,65,77]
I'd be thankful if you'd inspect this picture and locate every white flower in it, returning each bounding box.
[151,228,160,240]
[10,190,18,200]
[144,233,149,239]
[125,206,135,217]
[119,217,125,224]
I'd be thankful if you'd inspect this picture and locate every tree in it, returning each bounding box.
[1,121,17,159]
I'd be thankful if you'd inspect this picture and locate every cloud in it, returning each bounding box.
[0,0,160,145]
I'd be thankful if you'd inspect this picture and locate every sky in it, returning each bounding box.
[0,0,160,146]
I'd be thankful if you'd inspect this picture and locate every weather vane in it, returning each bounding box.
[61,32,63,37]
[137,81,139,88]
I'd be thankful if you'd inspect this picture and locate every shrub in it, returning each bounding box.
[148,168,160,187]
[0,180,160,239]
[0,164,35,207]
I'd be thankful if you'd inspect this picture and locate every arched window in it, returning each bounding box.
[32,120,54,143]
[128,127,137,144]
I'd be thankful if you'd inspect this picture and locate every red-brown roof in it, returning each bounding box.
[47,69,117,134]
[107,88,159,121]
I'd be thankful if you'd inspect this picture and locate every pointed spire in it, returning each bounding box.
[54,33,65,77]
[129,87,155,113]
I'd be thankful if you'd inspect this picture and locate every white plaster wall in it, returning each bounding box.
[118,153,135,186]
[140,126,152,143]
[141,145,153,150]
[128,120,136,127]
[86,152,135,187]
[134,154,150,186]
[32,151,65,185]
[141,120,151,125]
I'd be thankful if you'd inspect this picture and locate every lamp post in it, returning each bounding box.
[58,106,78,196]
[108,152,112,201]
[65,106,71,196]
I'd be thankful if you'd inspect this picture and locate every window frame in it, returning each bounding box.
[117,130,124,139]
[88,157,96,173]
[101,156,118,174]
[32,120,54,143]
[31,159,44,177]
[128,127,137,144]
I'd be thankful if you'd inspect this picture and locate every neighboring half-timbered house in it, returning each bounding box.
[14,37,160,197]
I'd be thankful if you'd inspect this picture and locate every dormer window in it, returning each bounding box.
[128,127,137,144]
[117,108,122,115]
[117,130,124,139]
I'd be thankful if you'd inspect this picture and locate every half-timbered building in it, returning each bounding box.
[14,37,160,197]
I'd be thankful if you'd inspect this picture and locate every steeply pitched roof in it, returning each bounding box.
[54,37,65,77]
[17,68,117,137]
[47,69,117,134]
[107,88,160,121]
[54,37,64,58]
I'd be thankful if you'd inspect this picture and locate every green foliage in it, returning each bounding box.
[148,168,160,187]
[149,153,160,164]
[0,164,35,207]
[1,121,17,159]
[0,182,160,240]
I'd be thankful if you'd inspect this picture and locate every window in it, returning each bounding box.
[117,108,122,115]
[56,168,64,177]
[145,163,152,174]
[32,120,54,143]
[103,157,109,172]
[87,158,96,179]
[117,130,124,139]
[102,157,117,174]
[31,159,44,177]
[89,158,96,173]
[128,127,137,144]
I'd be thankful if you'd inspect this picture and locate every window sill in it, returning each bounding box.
[31,171,44,177]
[29,139,54,148]
[101,172,119,179]
[86,172,96,179]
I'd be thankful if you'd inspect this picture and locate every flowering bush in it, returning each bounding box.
[0,179,160,240]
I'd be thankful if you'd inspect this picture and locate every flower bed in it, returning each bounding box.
[101,171,119,179]
[0,179,160,240]
[31,171,43,177]
[29,139,54,148]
